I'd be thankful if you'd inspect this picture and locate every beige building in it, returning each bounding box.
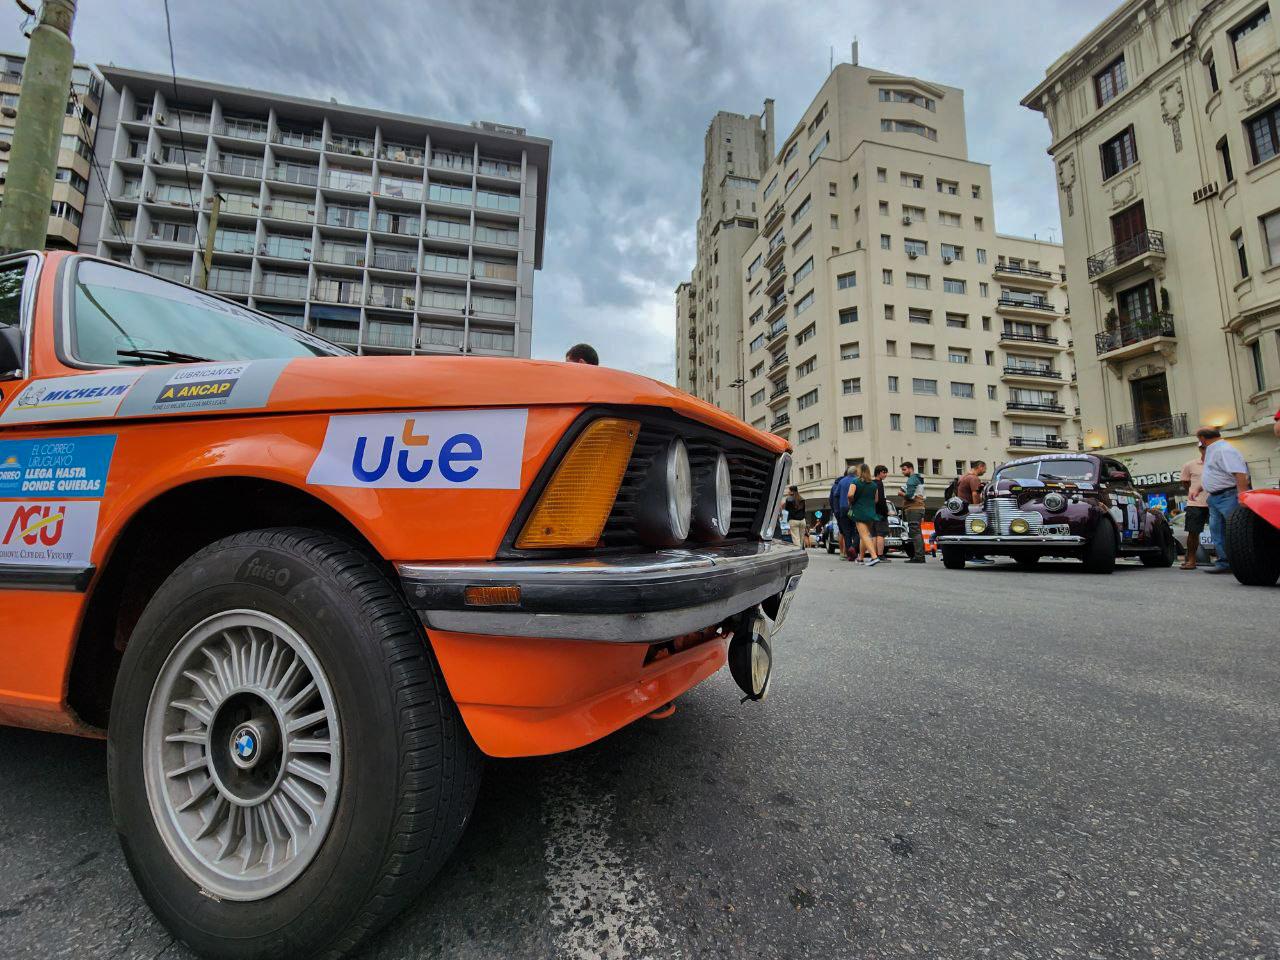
[0,53,103,249]
[679,61,1076,505]
[677,107,774,412]
[1023,0,1280,496]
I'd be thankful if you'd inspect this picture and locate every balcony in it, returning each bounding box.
[764,232,786,267]
[214,118,268,142]
[1006,400,1068,417]
[370,249,417,273]
[313,284,363,305]
[1001,365,1061,381]
[268,164,319,187]
[1095,312,1176,362]
[769,351,788,371]
[1115,413,1189,447]
[996,295,1057,317]
[1086,229,1166,289]
[768,381,789,403]
[765,261,787,295]
[771,412,791,431]
[993,262,1058,286]
[763,201,784,232]
[1008,436,1069,451]
[766,317,787,345]
[999,330,1062,351]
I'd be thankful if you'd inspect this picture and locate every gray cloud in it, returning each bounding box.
[3,0,1116,383]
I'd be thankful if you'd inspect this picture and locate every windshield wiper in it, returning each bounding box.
[117,348,215,365]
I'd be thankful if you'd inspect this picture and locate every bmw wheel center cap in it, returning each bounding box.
[230,723,262,769]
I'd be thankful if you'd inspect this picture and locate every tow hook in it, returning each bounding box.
[727,607,773,702]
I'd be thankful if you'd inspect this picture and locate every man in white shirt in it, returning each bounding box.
[1196,427,1250,574]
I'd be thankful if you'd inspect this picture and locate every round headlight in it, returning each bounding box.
[946,496,965,514]
[1043,491,1066,512]
[969,517,989,534]
[634,437,693,546]
[691,450,734,540]
[1009,517,1030,535]
[667,439,692,541]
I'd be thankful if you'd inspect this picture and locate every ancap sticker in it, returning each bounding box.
[0,500,100,566]
[117,359,288,417]
[0,372,141,424]
[0,435,116,499]
[307,409,528,490]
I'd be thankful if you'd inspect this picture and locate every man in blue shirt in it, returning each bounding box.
[830,466,858,559]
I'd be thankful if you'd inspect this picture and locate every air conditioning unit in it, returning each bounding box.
[1192,181,1219,204]
[182,274,191,284]
[155,114,167,126]
[0,141,9,153]
[143,190,154,201]
[902,216,912,225]
[908,252,919,260]
[943,256,954,265]
[0,106,15,119]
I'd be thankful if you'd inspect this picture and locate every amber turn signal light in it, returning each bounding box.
[464,585,521,606]
[517,417,639,549]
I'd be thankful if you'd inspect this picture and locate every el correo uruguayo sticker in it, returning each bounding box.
[0,435,116,499]
[0,501,100,566]
[0,372,141,424]
[307,410,528,490]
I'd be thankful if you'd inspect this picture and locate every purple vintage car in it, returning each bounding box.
[933,453,1177,574]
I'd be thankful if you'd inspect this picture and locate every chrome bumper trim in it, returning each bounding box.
[935,535,1086,547]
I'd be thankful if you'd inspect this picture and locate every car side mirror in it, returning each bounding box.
[0,326,21,381]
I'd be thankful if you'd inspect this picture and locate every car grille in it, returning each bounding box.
[599,420,776,549]
[985,496,1044,536]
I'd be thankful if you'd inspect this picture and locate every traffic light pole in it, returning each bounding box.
[0,0,77,254]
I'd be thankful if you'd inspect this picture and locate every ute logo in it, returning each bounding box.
[307,409,527,490]
[2,504,65,546]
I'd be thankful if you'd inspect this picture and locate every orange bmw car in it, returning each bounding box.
[0,251,806,959]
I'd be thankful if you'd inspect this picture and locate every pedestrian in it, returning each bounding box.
[955,461,993,565]
[1196,427,1250,574]
[1178,446,1209,570]
[872,465,892,561]
[831,466,858,559]
[898,461,927,564]
[784,485,807,548]
[565,343,599,365]
[849,463,882,566]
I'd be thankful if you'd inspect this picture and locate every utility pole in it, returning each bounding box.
[200,193,222,289]
[0,0,77,254]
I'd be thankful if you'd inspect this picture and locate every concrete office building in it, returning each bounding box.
[1023,0,1280,495]
[681,60,1075,505]
[677,106,774,412]
[0,52,103,249]
[85,66,550,358]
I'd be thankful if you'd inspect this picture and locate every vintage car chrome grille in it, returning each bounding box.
[600,420,775,549]
[985,496,1044,536]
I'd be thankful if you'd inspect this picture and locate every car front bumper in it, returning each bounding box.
[935,534,1086,547]
[397,541,809,643]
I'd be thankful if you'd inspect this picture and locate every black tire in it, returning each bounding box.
[1141,525,1177,568]
[1083,520,1117,574]
[941,547,967,570]
[903,541,916,560]
[826,542,836,554]
[1226,507,1280,586]
[1013,553,1041,570]
[108,528,482,960]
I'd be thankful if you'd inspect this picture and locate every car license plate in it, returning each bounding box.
[1045,524,1069,535]
[771,575,802,634]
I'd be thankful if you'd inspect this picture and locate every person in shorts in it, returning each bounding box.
[1179,448,1209,570]
[872,465,891,561]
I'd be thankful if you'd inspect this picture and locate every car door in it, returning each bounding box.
[1100,459,1145,545]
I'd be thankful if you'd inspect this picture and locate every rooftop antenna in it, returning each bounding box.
[829,46,833,73]
[852,37,859,66]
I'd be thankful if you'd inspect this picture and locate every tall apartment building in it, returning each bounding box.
[84,66,550,358]
[681,61,1075,505]
[1023,0,1280,497]
[0,52,103,249]
[677,107,774,412]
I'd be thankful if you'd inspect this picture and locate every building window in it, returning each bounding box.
[990,420,1001,436]
[796,356,816,377]
[952,381,975,398]
[883,269,893,285]
[982,316,991,331]
[842,377,861,395]
[830,180,839,196]
[884,305,895,321]
[915,416,940,433]
[1246,101,1280,165]
[953,418,977,435]
[843,415,864,432]
[798,388,819,410]
[1100,126,1138,179]
[908,308,932,324]
[938,211,961,227]
[1251,339,1266,391]
[946,313,968,328]
[808,132,829,166]
[798,423,819,443]
[985,349,994,365]
[1235,229,1250,278]
[830,214,839,228]
[1262,209,1280,265]
[912,377,938,395]
[1094,54,1128,108]
[979,282,989,297]
[910,342,935,360]
[901,172,924,188]
[880,233,892,250]
[943,277,967,294]
[904,205,926,222]
[976,248,987,264]
[839,307,858,324]
[795,322,816,344]
[905,238,928,257]
[890,413,901,431]
[941,243,964,261]
[783,140,799,165]
[987,385,998,400]
[888,375,899,392]
[794,257,815,283]
[1231,6,1272,70]
[971,185,982,199]
[974,216,985,231]
[841,341,860,360]
[1219,136,1235,183]
[837,271,856,289]
[794,290,815,314]
[791,194,812,223]
[906,272,930,290]
[751,362,764,377]
[937,178,959,195]
[881,118,938,140]
[1207,53,1220,93]
[750,334,765,352]
[763,174,778,200]
[877,167,887,182]
[750,388,766,405]
[886,339,897,356]
[948,347,971,364]
[879,200,890,216]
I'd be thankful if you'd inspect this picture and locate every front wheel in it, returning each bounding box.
[941,547,967,570]
[109,528,482,960]
[1141,526,1177,568]
[1083,520,1117,574]
[1226,507,1280,585]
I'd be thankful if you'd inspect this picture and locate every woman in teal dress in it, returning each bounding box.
[847,463,882,566]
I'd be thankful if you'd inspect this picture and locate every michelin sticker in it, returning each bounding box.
[0,435,116,498]
[0,501,100,566]
[115,358,289,417]
[0,372,141,424]
[307,409,527,490]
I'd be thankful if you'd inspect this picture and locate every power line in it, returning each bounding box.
[71,91,129,245]
[161,0,204,247]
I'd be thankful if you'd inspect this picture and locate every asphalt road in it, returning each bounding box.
[2,551,1277,960]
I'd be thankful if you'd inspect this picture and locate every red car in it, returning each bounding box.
[1226,489,1280,585]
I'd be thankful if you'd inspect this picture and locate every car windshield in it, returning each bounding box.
[994,458,1097,484]
[70,260,347,366]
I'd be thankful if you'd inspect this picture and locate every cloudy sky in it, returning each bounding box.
[5,0,1117,381]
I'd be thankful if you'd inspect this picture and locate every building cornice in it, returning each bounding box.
[1022,0,1158,111]
[866,74,949,100]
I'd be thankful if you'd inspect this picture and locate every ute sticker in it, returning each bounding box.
[115,359,289,417]
[0,372,141,424]
[0,501,100,566]
[307,409,527,490]
[0,435,116,499]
